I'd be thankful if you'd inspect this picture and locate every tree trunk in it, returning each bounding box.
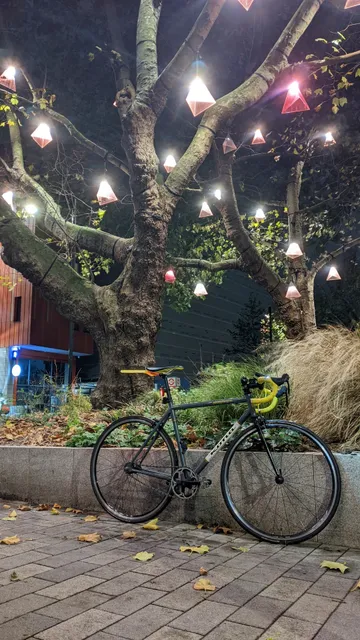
[277,273,316,339]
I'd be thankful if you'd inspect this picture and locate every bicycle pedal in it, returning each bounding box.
[201,478,212,488]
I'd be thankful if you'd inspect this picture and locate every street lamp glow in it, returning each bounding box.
[324,131,336,147]
[0,66,16,91]
[164,155,176,173]
[24,203,38,216]
[186,77,215,117]
[96,180,118,205]
[12,364,21,377]
[286,242,303,259]
[194,282,208,297]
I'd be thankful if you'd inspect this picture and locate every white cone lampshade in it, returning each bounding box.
[255,208,265,222]
[199,202,213,218]
[186,77,215,117]
[164,155,176,173]
[97,180,118,205]
[238,0,255,9]
[2,190,14,210]
[324,131,336,147]
[31,123,52,148]
[165,269,176,284]
[286,242,303,259]
[252,129,266,145]
[194,282,208,296]
[214,189,222,201]
[345,0,360,8]
[0,66,16,91]
[327,266,341,281]
[285,284,301,300]
[222,136,237,154]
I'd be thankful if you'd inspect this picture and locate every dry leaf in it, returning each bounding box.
[196,524,205,529]
[132,551,154,562]
[142,518,159,531]
[232,546,249,553]
[84,515,98,522]
[37,504,49,511]
[65,508,73,513]
[18,505,31,511]
[73,509,83,514]
[213,526,232,535]
[122,531,136,539]
[78,533,102,543]
[193,577,216,591]
[2,516,16,521]
[50,508,60,515]
[8,510,17,518]
[199,567,208,575]
[320,560,349,574]
[350,579,360,592]
[53,503,62,509]
[0,535,20,545]
[179,545,210,555]
[10,571,19,582]
[2,505,11,509]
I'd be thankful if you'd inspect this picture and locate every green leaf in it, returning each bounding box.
[88,53,95,62]
[305,54,315,60]
[315,38,328,44]
[339,97,348,107]
[314,88,323,96]
[10,97,19,106]
[321,66,328,73]
[355,68,360,78]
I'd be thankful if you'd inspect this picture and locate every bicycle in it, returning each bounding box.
[90,367,341,544]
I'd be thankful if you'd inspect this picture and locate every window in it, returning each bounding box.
[13,296,22,322]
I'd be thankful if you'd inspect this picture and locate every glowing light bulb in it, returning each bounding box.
[164,155,176,173]
[327,266,341,281]
[222,136,237,154]
[12,364,21,377]
[214,189,222,201]
[282,81,310,115]
[286,242,303,259]
[324,131,336,147]
[285,284,301,300]
[0,66,16,91]
[24,203,37,216]
[199,202,213,218]
[31,123,52,148]
[96,180,118,206]
[186,77,215,117]
[194,282,207,296]
[252,129,266,145]
[255,208,265,222]
[165,269,176,284]
[2,190,14,210]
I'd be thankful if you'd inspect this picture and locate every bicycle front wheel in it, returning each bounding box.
[91,416,178,523]
[221,420,341,544]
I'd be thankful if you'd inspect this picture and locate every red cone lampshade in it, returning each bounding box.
[31,123,52,148]
[0,66,16,92]
[186,77,215,117]
[222,136,237,154]
[237,0,255,9]
[199,202,213,218]
[165,269,176,284]
[97,180,118,205]
[282,81,310,115]
[327,266,341,281]
[252,129,266,145]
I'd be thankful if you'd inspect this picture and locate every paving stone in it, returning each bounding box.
[36,540,122,568]
[284,560,326,582]
[257,615,321,640]
[106,604,179,640]
[285,592,339,624]
[85,559,139,580]
[0,612,57,640]
[0,593,56,624]
[0,563,53,584]
[169,600,236,635]
[38,560,98,583]
[92,571,150,596]
[99,586,167,615]
[146,628,202,640]
[36,609,122,640]
[86,634,120,640]
[131,555,188,576]
[260,576,312,602]
[241,562,287,585]
[222,554,262,572]
[155,583,209,611]
[308,574,354,600]
[0,577,54,604]
[229,595,291,628]
[36,575,104,600]
[0,551,50,570]
[37,590,111,620]
[145,568,199,592]
[202,620,262,640]
[209,577,267,607]
[84,550,130,565]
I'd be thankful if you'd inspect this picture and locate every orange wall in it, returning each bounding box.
[0,257,32,348]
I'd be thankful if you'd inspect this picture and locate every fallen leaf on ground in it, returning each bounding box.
[2,505,11,509]
[320,560,349,574]
[232,546,249,553]
[65,508,73,513]
[53,503,62,509]
[50,508,60,515]
[132,551,154,562]
[142,518,159,531]
[199,567,208,575]
[18,505,31,511]
[78,533,102,543]
[0,536,20,545]
[351,580,360,592]
[9,510,17,518]
[193,577,216,591]
[179,545,210,555]
[73,509,83,514]
[213,526,232,535]
[196,524,205,529]
[122,531,136,539]
[2,516,17,521]
[84,515,99,522]
[37,504,49,511]
[10,571,19,582]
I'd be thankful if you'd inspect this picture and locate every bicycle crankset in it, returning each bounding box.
[171,467,200,499]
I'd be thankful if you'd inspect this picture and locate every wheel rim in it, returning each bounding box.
[92,419,175,520]
[223,422,339,542]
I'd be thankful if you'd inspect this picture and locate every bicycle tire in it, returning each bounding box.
[221,420,341,544]
[90,415,178,523]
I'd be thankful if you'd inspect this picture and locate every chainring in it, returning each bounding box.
[171,467,200,499]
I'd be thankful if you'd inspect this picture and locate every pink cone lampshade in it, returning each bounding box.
[222,136,237,154]
[31,123,53,148]
[327,266,341,281]
[0,66,16,92]
[282,81,310,115]
[165,269,176,284]
[345,0,360,8]
[324,132,336,147]
[96,180,118,205]
[285,284,301,300]
[238,0,255,9]
[194,282,208,296]
[199,202,213,218]
[164,155,176,173]
[186,77,215,117]
[252,129,266,145]
[255,208,265,222]
[286,242,303,259]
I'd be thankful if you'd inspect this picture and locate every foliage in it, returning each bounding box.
[226,294,268,358]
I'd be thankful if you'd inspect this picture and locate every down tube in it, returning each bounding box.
[194,407,252,475]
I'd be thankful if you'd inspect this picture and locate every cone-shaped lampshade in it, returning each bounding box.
[31,123,52,148]
[345,0,360,8]
[199,201,213,218]
[327,266,341,281]
[255,208,265,222]
[285,284,301,300]
[97,180,118,205]
[282,81,310,115]
[186,77,215,117]
[286,242,303,259]
[214,189,222,201]
[222,136,237,154]
[2,190,14,210]
[252,129,266,145]
[0,66,16,91]
[194,282,208,296]
[324,131,336,147]
[165,269,176,284]
[164,155,176,173]
[24,203,37,216]
[237,0,255,9]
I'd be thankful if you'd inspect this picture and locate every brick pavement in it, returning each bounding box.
[0,501,358,639]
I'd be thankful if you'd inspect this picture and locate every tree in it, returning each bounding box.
[225,294,266,358]
[1,0,360,407]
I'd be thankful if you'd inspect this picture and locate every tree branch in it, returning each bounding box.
[153,0,226,115]
[136,0,163,96]
[172,257,242,272]
[300,49,360,69]
[311,237,360,275]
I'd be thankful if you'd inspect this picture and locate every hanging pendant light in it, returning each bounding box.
[199,201,213,218]
[2,190,14,211]
[252,129,266,145]
[31,123,53,148]
[0,66,16,92]
[285,284,301,300]
[165,269,176,284]
[255,208,265,222]
[237,0,255,9]
[282,81,310,115]
[286,242,303,259]
[194,282,208,297]
[327,266,341,281]
[97,180,118,205]
[324,131,336,147]
[222,136,237,154]
[164,155,176,173]
[186,77,215,117]
[214,189,222,201]
[24,203,38,216]
[345,0,360,8]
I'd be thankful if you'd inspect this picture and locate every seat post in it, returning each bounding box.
[162,375,173,406]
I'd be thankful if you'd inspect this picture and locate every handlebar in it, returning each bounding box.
[241,373,290,414]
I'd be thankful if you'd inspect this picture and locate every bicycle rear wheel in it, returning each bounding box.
[221,420,341,544]
[91,416,178,523]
